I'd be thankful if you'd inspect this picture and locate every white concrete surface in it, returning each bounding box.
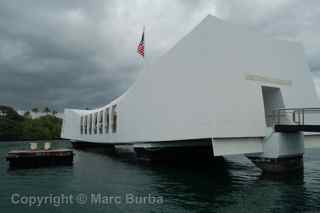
[61,15,320,149]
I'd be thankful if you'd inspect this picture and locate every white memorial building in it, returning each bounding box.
[61,15,320,173]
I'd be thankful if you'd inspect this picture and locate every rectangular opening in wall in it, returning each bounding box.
[261,86,285,127]
[105,108,109,134]
[112,105,117,133]
[80,116,83,134]
[84,115,88,134]
[94,112,98,134]
[99,110,103,134]
[89,114,92,134]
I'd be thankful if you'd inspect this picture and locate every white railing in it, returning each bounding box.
[271,108,320,126]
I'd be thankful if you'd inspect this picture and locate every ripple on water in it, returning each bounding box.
[1,142,320,213]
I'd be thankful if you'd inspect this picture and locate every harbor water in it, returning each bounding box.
[1,140,320,212]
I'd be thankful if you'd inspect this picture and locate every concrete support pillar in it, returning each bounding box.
[246,129,304,173]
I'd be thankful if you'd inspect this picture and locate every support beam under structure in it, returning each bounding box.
[246,128,304,173]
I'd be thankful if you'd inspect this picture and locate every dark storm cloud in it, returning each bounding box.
[0,0,141,111]
[214,0,320,96]
[215,0,320,68]
[0,0,213,111]
[1,0,320,111]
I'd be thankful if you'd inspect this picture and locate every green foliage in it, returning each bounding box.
[0,106,24,141]
[0,106,62,141]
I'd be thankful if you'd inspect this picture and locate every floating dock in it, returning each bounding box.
[6,149,74,169]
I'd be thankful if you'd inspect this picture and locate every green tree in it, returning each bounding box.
[0,105,62,141]
[0,106,24,141]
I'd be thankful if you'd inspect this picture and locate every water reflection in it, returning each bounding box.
[2,142,320,213]
[98,149,314,213]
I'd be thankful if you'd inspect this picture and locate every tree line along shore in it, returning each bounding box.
[0,105,62,141]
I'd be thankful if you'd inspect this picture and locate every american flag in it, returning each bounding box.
[137,28,144,58]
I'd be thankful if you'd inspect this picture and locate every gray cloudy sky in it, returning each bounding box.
[1,0,320,111]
